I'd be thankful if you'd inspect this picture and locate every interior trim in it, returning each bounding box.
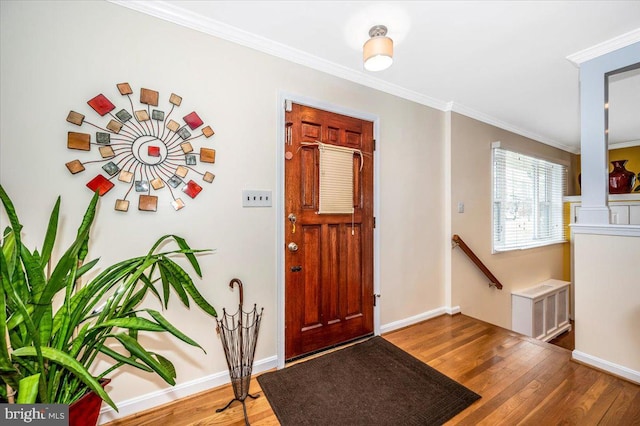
[449,103,577,154]
[566,28,640,66]
[108,0,571,153]
[572,350,640,385]
[571,223,640,237]
[379,306,459,334]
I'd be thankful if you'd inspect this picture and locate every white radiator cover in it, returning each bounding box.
[511,279,571,341]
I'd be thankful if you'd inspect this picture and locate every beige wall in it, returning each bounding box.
[0,0,445,415]
[573,233,640,376]
[449,113,575,329]
[378,101,446,325]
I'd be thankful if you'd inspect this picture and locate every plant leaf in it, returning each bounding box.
[39,304,53,347]
[145,309,203,350]
[68,323,90,359]
[2,258,47,399]
[12,346,116,410]
[120,288,147,314]
[171,235,202,277]
[76,258,100,279]
[97,345,153,373]
[20,244,47,301]
[158,261,189,307]
[39,197,60,269]
[153,353,176,381]
[0,250,20,391]
[34,225,90,323]
[113,334,175,385]
[164,258,217,317]
[94,317,166,332]
[1,226,17,278]
[76,192,99,262]
[158,264,171,310]
[0,185,24,253]
[16,373,40,403]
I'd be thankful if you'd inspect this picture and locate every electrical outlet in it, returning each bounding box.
[242,190,272,207]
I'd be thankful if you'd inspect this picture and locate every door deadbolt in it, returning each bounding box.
[288,213,297,234]
[287,242,299,252]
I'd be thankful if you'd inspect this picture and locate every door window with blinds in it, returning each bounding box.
[318,143,356,214]
[492,145,567,252]
[302,141,363,215]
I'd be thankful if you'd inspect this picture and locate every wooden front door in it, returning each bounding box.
[284,103,374,360]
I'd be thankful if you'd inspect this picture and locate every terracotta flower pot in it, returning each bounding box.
[68,379,111,426]
[609,160,636,194]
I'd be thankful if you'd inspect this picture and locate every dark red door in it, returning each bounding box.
[284,103,374,360]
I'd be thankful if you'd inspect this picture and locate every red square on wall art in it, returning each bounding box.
[182,180,202,198]
[183,111,203,130]
[87,94,115,116]
[86,174,114,196]
[148,146,161,157]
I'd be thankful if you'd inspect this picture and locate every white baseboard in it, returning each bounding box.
[379,306,459,334]
[98,355,278,424]
[99,305,460,423]
[572,350,640,385]
[444,305,461,315]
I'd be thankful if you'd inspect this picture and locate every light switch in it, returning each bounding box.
[242,190,272,207]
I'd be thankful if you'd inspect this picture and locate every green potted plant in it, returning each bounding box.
[0,185,218,425]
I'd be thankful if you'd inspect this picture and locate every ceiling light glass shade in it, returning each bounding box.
[363,25,393,71]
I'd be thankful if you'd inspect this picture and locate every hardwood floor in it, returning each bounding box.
[548,320,575,351]
[104,314,639,426]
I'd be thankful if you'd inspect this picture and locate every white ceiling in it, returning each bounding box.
[114,1,640,153]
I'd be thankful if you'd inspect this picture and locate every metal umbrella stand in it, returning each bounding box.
[215,278,264,426]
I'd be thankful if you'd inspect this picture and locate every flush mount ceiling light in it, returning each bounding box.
[363,25,393,72]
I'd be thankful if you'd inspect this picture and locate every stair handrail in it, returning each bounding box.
[451,234,503,289]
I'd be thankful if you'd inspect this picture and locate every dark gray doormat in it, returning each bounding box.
[257,336,481,425]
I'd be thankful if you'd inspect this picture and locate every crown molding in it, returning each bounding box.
[609,139,640,149]
[567,28,640,67]
[109,0,577,153]
[445,102,578,154]
[108,0,448,111]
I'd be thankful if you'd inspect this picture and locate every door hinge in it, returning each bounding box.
[373,139,376,151]
[285,122,292,145]
[373,217,376,228]
[285,99,292,112]
[373,293,381,306]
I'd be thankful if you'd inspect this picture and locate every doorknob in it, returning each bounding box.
[288,213,297,234]
[287,242,299,252]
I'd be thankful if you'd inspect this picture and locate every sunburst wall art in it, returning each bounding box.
[65,83,216,212]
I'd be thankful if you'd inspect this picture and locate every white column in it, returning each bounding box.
[577,42,640,225]
[578,64,610,224]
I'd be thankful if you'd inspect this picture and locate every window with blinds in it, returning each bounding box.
[492,146,567,252]
[318,143,358,214]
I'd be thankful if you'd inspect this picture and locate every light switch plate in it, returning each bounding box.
[242,190,272,207]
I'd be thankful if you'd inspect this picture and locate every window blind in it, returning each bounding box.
[492,147,567,252]
[318,143,357,214]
